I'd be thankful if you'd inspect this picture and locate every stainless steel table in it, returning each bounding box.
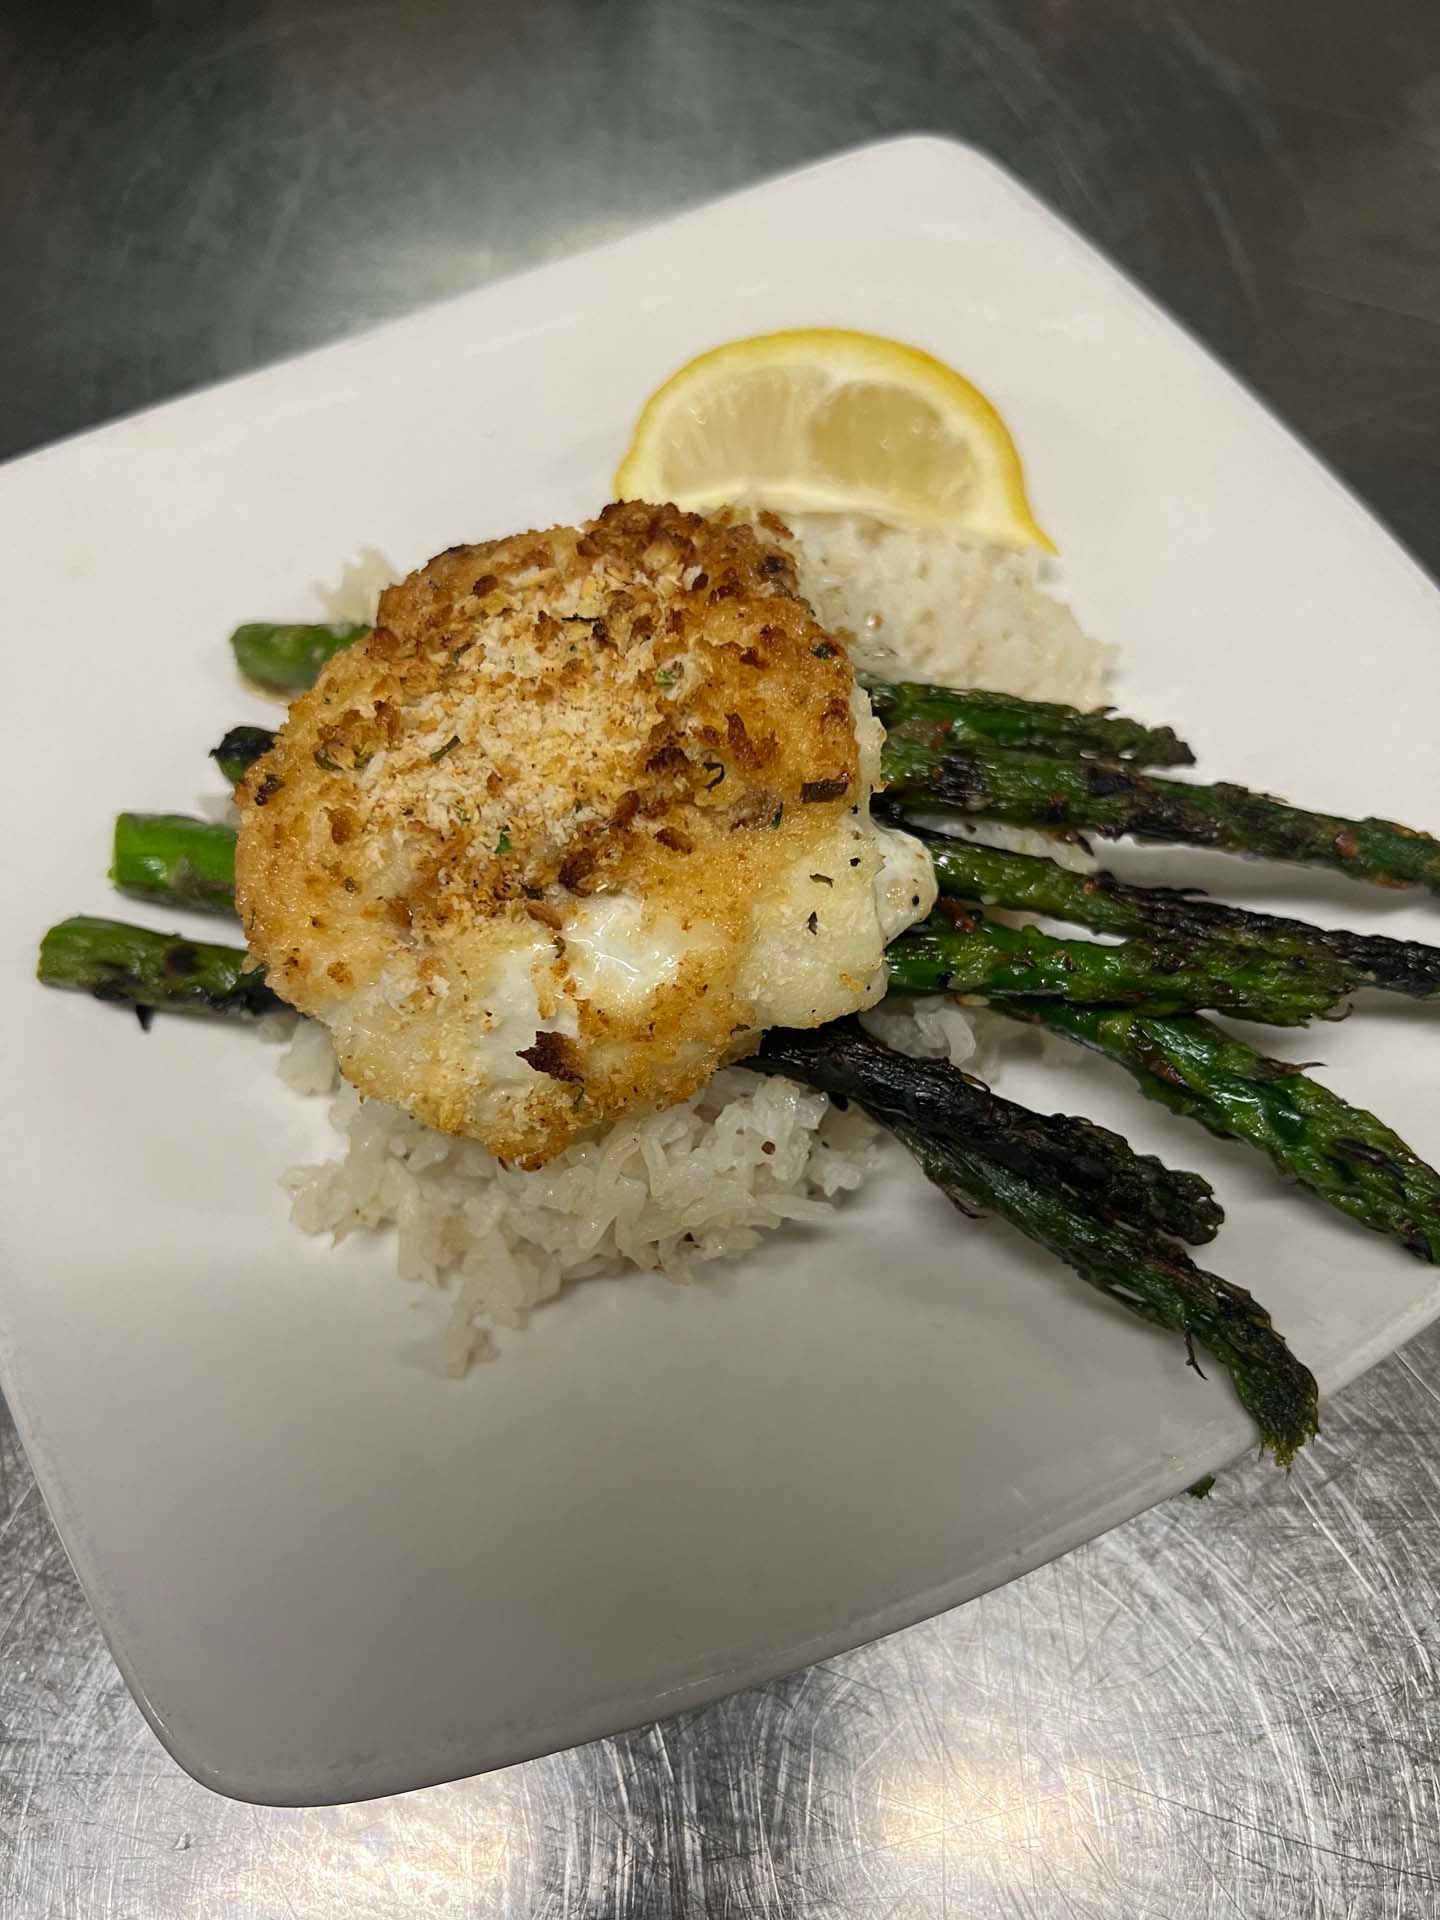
[4,3,1440,1912]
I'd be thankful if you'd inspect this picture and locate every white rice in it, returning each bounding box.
[787,514,1111,706]
[314,546,401,626]
[280,1028,878,1374]
[278,516,1104,1364]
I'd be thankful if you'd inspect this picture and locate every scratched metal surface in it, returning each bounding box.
[4,0,1440,1913]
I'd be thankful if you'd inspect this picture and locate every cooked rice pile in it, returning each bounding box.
[786,514,1110,705]
[279,1019,877,1374]
[280,514,1109,1363]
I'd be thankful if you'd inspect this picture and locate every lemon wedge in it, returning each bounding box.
[614,327,1053,551]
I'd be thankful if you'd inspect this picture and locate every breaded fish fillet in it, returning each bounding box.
[236,502,933,1165]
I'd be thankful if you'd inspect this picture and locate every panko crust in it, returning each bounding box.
[235,502,871,1165]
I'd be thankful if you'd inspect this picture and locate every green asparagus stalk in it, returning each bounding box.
[211,725,278,786]
[1011,1003,1440,1263]
[890,1116,1316,1464]
[37,916,282,1019]
[881,741,1440,895]
[769,1014,1222,1243]
[111,813,238,914]
[887,909,1346,1025]
[915,829,1440,1001]
[230,621,367,692]
[756,1021,1316,1463]
[866,679,1194,765]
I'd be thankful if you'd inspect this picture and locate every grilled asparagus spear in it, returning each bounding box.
[755,1021,1317,1464]
[914,829,1440,1001]
[887,909,1346,1025]
[1006,1003,1440,1264]
[865,678,1194,764]
[882,741,1440,894]
[230,621,367,691]
[37,916,282,1019]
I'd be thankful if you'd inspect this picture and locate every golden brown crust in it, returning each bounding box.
[235,503,869,1165]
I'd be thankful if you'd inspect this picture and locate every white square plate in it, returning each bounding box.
[3,137,1439,1806]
